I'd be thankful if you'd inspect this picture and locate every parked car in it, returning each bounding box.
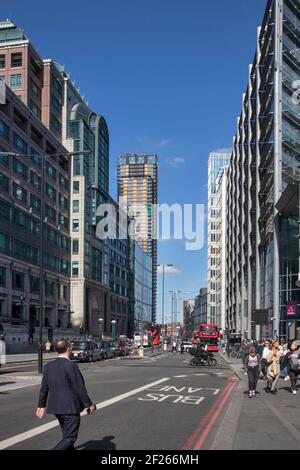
[97,340,114,360]
[182,341,193,353]
[70,340,100,362]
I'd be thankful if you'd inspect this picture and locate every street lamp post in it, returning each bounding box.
[0,150,90,374]
[111,319,117,342]
[98,318,104,341]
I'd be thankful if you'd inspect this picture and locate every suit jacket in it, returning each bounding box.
[38,357,93,415]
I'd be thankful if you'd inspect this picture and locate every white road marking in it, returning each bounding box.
[194,374,207,376]
[0,377,170,450]
[174,375,187,378]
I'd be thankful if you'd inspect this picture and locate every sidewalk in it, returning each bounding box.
[5,352,57,363]
[211,352,300,449]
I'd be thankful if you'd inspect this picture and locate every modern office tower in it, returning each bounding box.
[118,154,158,323]
[0,20,64,142]
[214,166,229,333]
[207,152,230,327]
[193,288,208,328]
[226,0,300,341]
[0,84,72,351]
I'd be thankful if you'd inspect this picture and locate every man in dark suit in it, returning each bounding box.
[36,338,96,450]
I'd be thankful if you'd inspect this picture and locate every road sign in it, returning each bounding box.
[286,303,297,317]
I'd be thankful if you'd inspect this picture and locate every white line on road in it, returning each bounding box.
[0,377,170,450]
[174,375,187,378]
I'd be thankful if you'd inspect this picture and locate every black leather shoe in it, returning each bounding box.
[271,390,277,395]
[265,388,271,393]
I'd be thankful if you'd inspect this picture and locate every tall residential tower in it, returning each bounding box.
[118,154,158,323]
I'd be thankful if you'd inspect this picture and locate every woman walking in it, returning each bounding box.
[288,343,300,395]
[266,340,282,395]
[280,343,290,381]
[246,347,260,398]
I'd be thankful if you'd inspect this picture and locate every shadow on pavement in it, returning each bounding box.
[76,435,116,450]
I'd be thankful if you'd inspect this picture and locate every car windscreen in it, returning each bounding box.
[71,342,87,350]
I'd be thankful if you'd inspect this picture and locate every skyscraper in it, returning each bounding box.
[118,154,158,322]
[207,152,230,327]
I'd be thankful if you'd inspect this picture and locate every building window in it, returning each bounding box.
[0,120,9,141]
[73,200,79,213]
[85,240,90,256]
[59,174,68,191]
[73,181,80,193]
[0,173,8,193]
[72,262,79,277]
[45,205,56,222]
[10,74,22,88]
[84,262,90,278]
[29,100,41,120]
[46,183,57,201]
[59,194,68,210]
[50,114,61,134]
[30,171,41,190]
[30,79,41,101]
[30,276,39,294]
[11,53,22,68]
[13,183,27,203]
[30,194,41,213]
[12,271,24,290]
[59,214,68,231]
[46,162,57,180]
[51,94,61,114]
[13,133,27,153]
[72,219,79,232]
[0,266,6,287]
[92,247,102,283]
[13,158,27,179]
[45,280,55,297]
[0,55,5,69]
[72,239,79,254]
[52,75,62,96]
[31,149,41,167]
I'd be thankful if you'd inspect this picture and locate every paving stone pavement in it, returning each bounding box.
[212,353,300,450]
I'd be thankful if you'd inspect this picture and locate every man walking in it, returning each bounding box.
[36,338,96,450]
[261,340,271,380]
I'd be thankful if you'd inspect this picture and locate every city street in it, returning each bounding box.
[0,352,237,450]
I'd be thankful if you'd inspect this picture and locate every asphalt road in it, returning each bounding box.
[0,352,237,450]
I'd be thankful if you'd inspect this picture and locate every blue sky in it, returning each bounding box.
[4,0,266,322]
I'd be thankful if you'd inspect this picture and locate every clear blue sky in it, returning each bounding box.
[4,0,266,322]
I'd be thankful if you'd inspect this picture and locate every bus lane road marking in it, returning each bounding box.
[137,383,220,405]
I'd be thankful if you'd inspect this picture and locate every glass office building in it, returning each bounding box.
[226,0,300,340]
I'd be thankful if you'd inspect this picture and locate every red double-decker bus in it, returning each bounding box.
[192,324,219,352]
